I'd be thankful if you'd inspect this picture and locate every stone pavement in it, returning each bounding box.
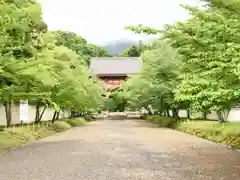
[0,119,239,180]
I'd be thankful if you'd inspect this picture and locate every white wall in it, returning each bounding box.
[0,104,70,126]
[174,108,240,122]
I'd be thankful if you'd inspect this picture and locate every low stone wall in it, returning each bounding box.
[0,104,70,126]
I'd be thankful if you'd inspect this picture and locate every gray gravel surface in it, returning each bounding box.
[0,119,239,180]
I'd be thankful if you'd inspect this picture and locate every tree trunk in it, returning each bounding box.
[144,106,153,115]
[38,106,47,122]
[52,111,57,123]
[187,109,190,119]
[35,102,47,123]
[172,108,180,121]
[70,109,75,118]
[217,111,224,123]
[35,102,40,123]
[4,100,12,127]
[166,109,170,117]
[203,111,207,120]
[147,108,153,115]
[162,110,166,116]
[217,109,230,123]
[56,111,60,120]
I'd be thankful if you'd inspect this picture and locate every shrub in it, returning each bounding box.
[52,121,71,132]
[146,116,178,128]
[84,115,94,122]
[141,113,148,120]
[67,118,87,127]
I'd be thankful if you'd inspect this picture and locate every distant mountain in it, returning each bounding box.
[103,38,160,56]
[103,39,137,55]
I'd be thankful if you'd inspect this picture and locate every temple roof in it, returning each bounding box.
[89,57,142,76]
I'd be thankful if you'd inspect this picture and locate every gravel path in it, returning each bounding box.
[0,119,239,180]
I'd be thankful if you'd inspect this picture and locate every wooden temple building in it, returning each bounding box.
[89,57,142,89]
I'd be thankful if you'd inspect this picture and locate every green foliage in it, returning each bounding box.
[0,0,44,59]
[52,121,71,132]
[124,0,240,122]
[145,115,240,148]
[122,40,181,116]
[163,2,240,115]
[86,43,111,57]
[54,31,110,65]
[84,114,94,122]
[146,116,178,128]
[0,0,105,126]
[104,88,127,112]
[125,24,162,35]
[67,118,87,127]
[0,122,55,151]
[177,120,240,148]
[0,118,89,151]
[120,41,150,57]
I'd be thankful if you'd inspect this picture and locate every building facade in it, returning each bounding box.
[90,57,142,89]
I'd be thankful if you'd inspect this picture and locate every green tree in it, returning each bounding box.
[122,40,181,118]
[86,44,111,57]
[54,31,110,65]
[164,1,240,122]
[124,0,240,122]
[120,41,149,57]
[0,0,49,126]
[0,0,104,126]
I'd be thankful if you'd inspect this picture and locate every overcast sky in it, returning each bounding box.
[40,0,201,45]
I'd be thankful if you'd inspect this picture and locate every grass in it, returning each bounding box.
[67,118,87,127]
[52,121,72,132]
[145,116,179,128]
[84,115,95,122]
[145,115,240,149]
[0,118,88,152]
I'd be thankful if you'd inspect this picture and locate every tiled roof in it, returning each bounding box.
[89,57,142,75]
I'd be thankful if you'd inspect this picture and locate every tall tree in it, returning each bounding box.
[54,31,110,65]
[121,40,150,57]
[0,0,48,125]
[0,0,104,126]
[122,40,181,118]
[124,0,240,122]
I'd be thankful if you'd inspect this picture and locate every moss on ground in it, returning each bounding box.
[145,116,240,149]
[67,118,87,127]
[0,118,88,152]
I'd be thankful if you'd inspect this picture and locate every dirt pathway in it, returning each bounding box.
[0,119,239,180]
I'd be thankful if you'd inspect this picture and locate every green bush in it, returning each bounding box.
[52,121,71,132]
[146,116,178,128]
[67,118,87,127]
[84,115,94,122]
